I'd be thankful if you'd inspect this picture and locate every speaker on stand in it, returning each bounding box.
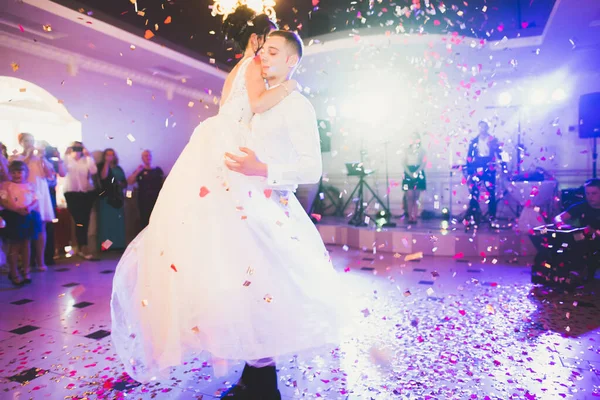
[579,92,600,178]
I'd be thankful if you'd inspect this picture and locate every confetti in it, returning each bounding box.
[310,213,322,221]
[426,287,434,296]
[263,294,273,303]
[144,30,154,39]
[404,252,423,262]
[199,186,210,197]
[243,280,251,287]
[101,240,113,251]
[264,189,273,198]
[126,133,136,142]
[43,24,52,32]
[11,62,19,72]
[141,299,148,307]
[126,78,133,86]
[164,16,172,24]
[191,326,200,334]
[170,264,178,272]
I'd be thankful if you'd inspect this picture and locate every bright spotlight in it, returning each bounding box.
[497,91,512,106]
[529,89,547,105]
[551,88,566,102]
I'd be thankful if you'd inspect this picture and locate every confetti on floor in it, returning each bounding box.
[1,248,599,399]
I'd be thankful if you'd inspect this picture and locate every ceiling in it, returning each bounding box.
[1,0,226,97]
[49,0,559,66]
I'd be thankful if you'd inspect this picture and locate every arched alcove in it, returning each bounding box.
[0,76,82,154]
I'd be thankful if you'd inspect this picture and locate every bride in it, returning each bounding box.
[110,6,349,392]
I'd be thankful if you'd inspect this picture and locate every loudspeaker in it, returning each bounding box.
[317,120,331,153]
[579,93,600,138]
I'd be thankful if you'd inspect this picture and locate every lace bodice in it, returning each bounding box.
[218,57,253,125]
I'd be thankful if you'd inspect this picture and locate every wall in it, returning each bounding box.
[1,48,219,176]
[1,46,221,250]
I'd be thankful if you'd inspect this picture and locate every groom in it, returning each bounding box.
[223,31,322,399]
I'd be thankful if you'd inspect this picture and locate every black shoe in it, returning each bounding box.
[220,364,255,399]
[8,274,24,287]
[220,382,249,399]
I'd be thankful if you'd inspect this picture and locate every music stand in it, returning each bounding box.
[342,163,391,226]
[308,177,343,222]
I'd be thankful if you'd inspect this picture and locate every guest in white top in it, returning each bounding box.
[402,132,427,224]
[63,141,98,260]
[9,133,55,271]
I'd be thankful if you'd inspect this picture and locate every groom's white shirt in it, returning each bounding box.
[250,90,322,191]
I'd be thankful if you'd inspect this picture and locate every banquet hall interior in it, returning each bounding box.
[1,0,600,398]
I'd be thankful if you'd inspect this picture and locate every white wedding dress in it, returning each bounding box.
[110,58,349,383]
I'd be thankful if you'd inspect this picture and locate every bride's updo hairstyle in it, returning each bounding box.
[222,5,277,53]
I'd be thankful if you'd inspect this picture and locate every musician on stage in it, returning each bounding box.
[465,120,507,224]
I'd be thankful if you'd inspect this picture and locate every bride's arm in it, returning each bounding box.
[245,56,297,114]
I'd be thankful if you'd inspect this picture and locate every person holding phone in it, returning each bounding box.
[63,141,98,260]
[9,133,55,271]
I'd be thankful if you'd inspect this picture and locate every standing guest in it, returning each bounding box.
[63,142,98,260]
[97,149,127,250]
[9,133,55,271]
[402,132,427,224]
[43,145,66,265]
[0,142,8,182]
[0,161,42,286]
[127,150,164,229]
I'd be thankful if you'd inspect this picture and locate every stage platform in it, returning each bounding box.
[315,216,538,259]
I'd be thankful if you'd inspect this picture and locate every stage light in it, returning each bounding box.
[551,88,566,102]
[211,0,276,19]
[497,91,512,106]
[529,89,547,105]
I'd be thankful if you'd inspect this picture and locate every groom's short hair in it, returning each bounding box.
[269,30,303,59]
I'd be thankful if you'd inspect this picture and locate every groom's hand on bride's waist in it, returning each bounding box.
[224,147,268,177]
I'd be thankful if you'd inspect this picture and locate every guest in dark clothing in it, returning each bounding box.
[553,178,600,281]
[465,120,507,222]
[98,149,127,250]
[127,150,164,229]
[42,145,65,265]
[555,178,600,230]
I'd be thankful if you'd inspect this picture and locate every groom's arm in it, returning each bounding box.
[265,99,322,187]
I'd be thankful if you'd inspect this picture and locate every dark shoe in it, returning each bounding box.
[220,382,249,399]
[8,273,24,287]
[220,364,255,399]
